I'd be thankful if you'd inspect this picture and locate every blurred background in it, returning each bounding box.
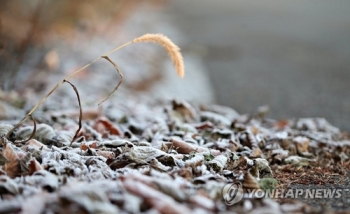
[1,0,350,131]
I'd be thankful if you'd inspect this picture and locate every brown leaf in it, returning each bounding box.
[250,147,262,158]
[80,143,89,151]
[172,99,196,121]
[89,141,98,149]
[168,138,220,155]
[93,117,121,137]
[1,143,20,178]
[108,159,130,170]
[243,172,260,191]
[28,158,43,175]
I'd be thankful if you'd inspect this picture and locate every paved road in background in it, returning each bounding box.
[163,0,350,131]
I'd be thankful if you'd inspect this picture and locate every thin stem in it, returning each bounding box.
[63,80,83,147]
[98,56,124,105]
[102,41,133,56]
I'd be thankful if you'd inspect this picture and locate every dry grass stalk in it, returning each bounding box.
[5,34,185,147]
[98,56,124,105]
[63,80,82,146]
[16,115,36,145]
[132,34,185,78]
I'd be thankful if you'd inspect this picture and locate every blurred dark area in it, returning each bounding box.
[1,0,350,131]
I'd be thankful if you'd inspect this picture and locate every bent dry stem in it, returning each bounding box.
[63,80,82,146]
[15,115,36,145]
[98,56,124,106]
[5,34,185,146]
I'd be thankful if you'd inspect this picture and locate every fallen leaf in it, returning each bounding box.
[28,159,43,175]
[93,117,121,137]
[80,143,89,151]
[1,143,20,178]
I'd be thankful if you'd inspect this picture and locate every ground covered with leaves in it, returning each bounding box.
[0,90,349,214]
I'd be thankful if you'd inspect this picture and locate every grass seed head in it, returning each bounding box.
[133,33,185,78]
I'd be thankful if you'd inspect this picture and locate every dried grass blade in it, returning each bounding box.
[5,57,101,138]
[98,56,124,105]
[7,33,184,141]
[63,80,82,146]
[132,33,185,78]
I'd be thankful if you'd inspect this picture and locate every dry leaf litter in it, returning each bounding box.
[0,91,350,214]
